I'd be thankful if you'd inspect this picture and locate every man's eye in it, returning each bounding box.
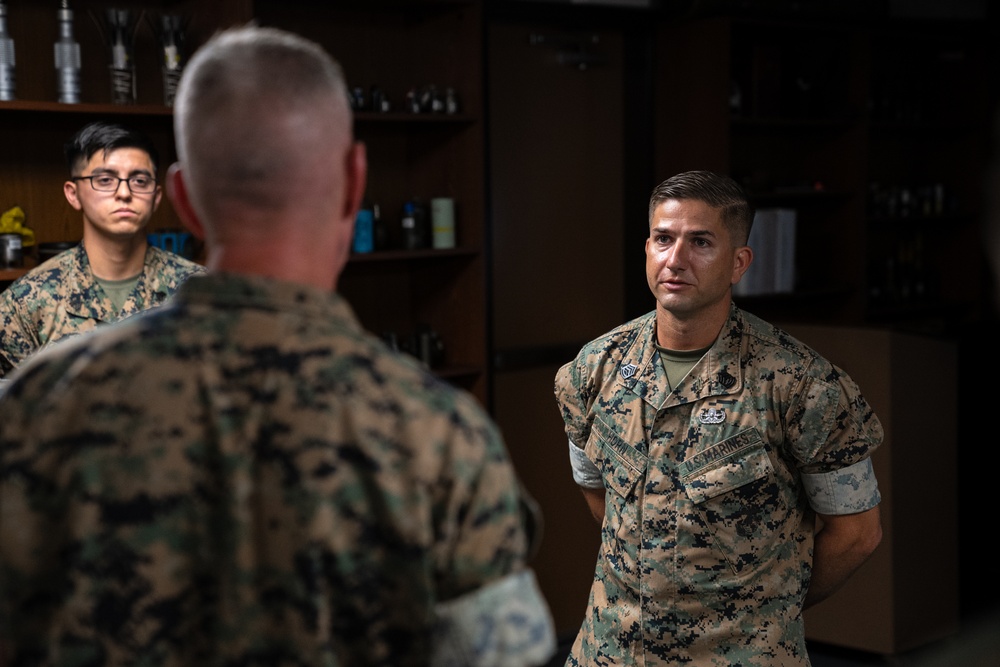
[94,176,117,187]
[131,177,152,187]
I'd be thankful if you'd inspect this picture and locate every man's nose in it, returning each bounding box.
[665,241,687,268]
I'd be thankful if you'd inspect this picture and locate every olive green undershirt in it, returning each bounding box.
[656,344,711,392]
[95,274,141,314]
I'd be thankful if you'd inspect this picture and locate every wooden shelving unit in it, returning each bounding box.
[0,0,489,402]
[655,11,994,334]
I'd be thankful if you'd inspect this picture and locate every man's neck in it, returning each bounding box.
[204,234,343,293]
[655,298,732,351]
[83,230,148,280]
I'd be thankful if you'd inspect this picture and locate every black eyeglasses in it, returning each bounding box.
[72,173,157,194]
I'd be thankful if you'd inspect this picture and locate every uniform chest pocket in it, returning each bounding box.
[586,416,647,500]
[679,430,788,574]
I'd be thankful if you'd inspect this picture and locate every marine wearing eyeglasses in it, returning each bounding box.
[0,121,203,378]
[71,172,159,194]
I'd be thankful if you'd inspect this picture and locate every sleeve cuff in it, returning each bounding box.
[802,457,881,515]
[568,438,603,489]
[431,569,557,667]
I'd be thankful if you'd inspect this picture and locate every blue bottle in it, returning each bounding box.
[353,205,374,253]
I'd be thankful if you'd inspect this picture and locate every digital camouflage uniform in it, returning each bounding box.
[0,273,555,667]
[0,242,204,377]
[554,305,882,666]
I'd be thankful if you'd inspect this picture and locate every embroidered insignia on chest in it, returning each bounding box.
[699,407,726,424]
[620,362,638,379]
[717,370,736,388]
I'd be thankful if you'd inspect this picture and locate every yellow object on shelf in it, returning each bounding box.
[0,206,35,247]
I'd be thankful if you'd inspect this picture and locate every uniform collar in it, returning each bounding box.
[175,272,359,328]
[620,304,745,411]
[64,243,115,322]
[64,243,176,321]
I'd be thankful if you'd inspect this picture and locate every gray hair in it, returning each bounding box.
[173,26,352,216]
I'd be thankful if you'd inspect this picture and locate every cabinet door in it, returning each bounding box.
[487,14,626,636]
[727,18,868,324]
[864,24,993,328]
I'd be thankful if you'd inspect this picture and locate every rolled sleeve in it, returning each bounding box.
[568,438,603,489]
[431,569,557,667]
[802,458,881,515]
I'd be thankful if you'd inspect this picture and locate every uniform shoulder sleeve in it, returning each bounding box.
[787,362,883,476]
[553,313,653,448]
[554,356,591,446]
[0,278,42,377]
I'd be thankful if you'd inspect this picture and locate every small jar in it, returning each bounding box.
[0,233,23,269]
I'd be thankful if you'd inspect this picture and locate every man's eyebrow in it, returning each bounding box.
[650,225,716,238]
[89,167,154,176]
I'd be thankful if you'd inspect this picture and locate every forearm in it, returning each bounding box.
[580,485,605,524]
[805,506,882,608]
[566,438,606,524]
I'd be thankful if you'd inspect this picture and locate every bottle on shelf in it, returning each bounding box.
[445,87,459,115]
[352,200,375,254]
[400,199,429,250]
[0,0,15,101]
[431,197,455,249]
[54,0,81,104]
[95,8,139,105]
[372,203,388,251]
[153,14,187,107]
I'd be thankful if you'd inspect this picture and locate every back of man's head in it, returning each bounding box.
[172,27,354,229]
[65,121,160,176]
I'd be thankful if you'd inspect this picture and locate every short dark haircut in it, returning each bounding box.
[648,170,755,246]
[64,122,160,175]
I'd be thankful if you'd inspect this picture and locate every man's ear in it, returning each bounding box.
[63,180,83,211]
[732,245,754,285]
[166,163,205,240]
[343,141,368,223]
[152,183,163,213]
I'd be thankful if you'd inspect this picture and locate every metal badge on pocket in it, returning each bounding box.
[699,407,726,424]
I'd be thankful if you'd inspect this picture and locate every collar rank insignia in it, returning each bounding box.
[699,407,726,424]
[620,362,638,380]
[717,370,736,389]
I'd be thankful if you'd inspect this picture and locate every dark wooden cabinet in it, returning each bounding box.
[655,12,995,334]
[863,22,995,331]
[0,0,489,402]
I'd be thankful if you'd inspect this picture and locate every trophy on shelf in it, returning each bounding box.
[91,8,141,105]
[0,0,16,101]
[148,13,188,107]
[54,0,81,104]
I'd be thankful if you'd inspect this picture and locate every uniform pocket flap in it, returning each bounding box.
[586,416,647,499]
[680,430,773,505]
